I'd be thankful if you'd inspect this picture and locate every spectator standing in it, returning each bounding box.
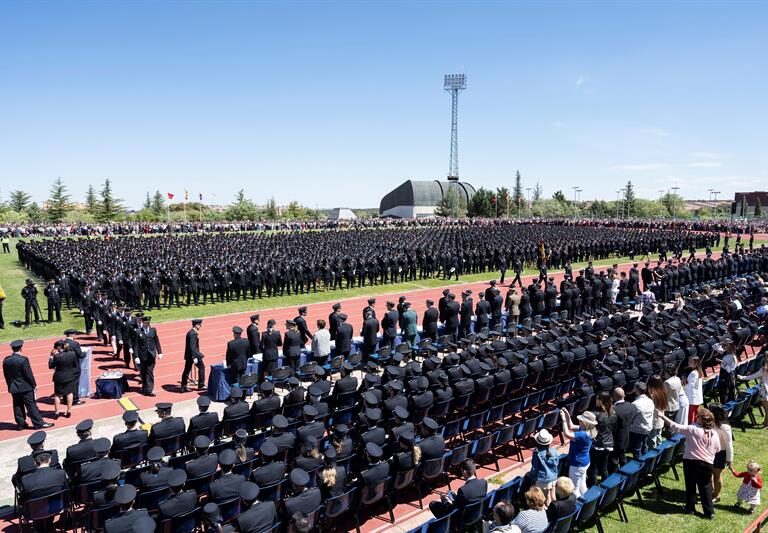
[559,408,597,497]
[684,357,705,424]
[628,382,654,458]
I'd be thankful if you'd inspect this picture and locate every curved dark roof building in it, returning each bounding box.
[379,179,476,218]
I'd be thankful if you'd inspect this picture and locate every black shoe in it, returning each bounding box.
[74,400,84,405]
[16,424,30,431]
[198,386,207,392]
[33,422,54,429]
[144,392,156,397]
[180,387,190,393]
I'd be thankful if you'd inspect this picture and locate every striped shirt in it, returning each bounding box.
[510,509,549,533]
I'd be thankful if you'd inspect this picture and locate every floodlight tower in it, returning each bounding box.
[444,73,466,181]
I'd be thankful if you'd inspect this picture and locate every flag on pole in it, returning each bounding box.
[167,192,174,200]
[184,190,189,201]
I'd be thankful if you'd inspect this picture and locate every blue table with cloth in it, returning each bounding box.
[95,374,129,399]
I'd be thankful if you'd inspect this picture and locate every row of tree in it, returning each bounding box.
[435,174,731,219]
[0,179,319,224]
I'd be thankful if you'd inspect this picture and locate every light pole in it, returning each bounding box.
[615,189,622,218]
[708,189,714,218]
[525,187,532,218]
[712,191,720,218]
[671,186,680,218]
[572,186,579,219]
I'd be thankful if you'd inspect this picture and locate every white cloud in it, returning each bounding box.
[613,163,667,171]
[576,75,585,86]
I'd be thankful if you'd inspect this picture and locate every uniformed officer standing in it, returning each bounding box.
[259,320,282,382]
[3,339,51,430]
[226,326,250,384]
[44,279,62,322]
[134,316,162,396]
[181,319,206,393]
[21,279,42,326]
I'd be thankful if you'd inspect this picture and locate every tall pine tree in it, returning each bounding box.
[9,190,31,212]
[151,190,165,218]
[96,178,124,222]
[85,185,99,215]
[623,180,636,217]
[512,171,524,216]
[755,197,763,217]
[532,182,543,202]
[47,177,71,223]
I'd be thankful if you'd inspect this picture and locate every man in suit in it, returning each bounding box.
[20,450,69,500]
[328,303,342,341]
[158,469,198,520]
[429,459,487,518]
[381,301,399,351]
[283,320,303,371]
[459,290,474,339]
[149,403,185,443]
[111,410,149,457]
[335,314,353,357]
[294,306,313,346]
[224,326,249,384]
[64,329,86,405]
[209,449,245,503]
[187,395,219,436]
[283,468,322,517]
[181,319,206,393]
[104,485,154,533]
[3,339,51,430]
[610,387,638,471]
[259,319,282,381]
[186,435,219,479]
[133,316,163,396]
[423,299,439,342]
[444,293,461,342]
[236,482,278,533]
[13,431,60,488]
[401,301,418,347]
[363,298,377,321]
[247,314,261,355]
[361,311,379,363]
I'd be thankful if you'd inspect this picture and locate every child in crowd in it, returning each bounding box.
[730,461,763,513]
[527,429,559,504]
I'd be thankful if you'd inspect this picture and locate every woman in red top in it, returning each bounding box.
[730,461,763,513]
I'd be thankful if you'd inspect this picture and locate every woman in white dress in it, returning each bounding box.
[684,356,704,424]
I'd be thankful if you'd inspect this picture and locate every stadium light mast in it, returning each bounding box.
[444,73,466,181]
[671,186,680,218]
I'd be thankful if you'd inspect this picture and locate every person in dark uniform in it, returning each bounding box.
[444,293,460,341]
[134,316,163,396]
[63,329,85,405]
[157,469,198,520]
[44,279,62,323]
[209,449,245,504]
[186,435,219,479]
[92,461,121,509]
[104,485,154,533]
[64,419,96,476]
[140,446,173,490]
[297,405,325,443]
[149,402,185,443]
[20,449,69,500]
[251,441,286,487]
[223,386,250,422]
[111,410,149,457]
[459,290,474,339]
[283,320,303,372]
[181,319,206,392]
[250,381,281,422]
[333,362,358,397]
[264,415,295,454]
[335,314,353,357]
[226,326,250,384]
[283,468,322,517]
[187,395,219,437]
[363,298,377,321]
[361,311,379,363]
[13,431,60,489]
[422,299,439,342]
[428,459,487,518]
[3,339,51,430]
[247,314,261,356]
[21,279,42,325]
[80,437,121,484]
[47,339,77,419]
[328,303,342,342]
[417,417,445,461]
[259,319,282,382]
[360,442,390,489]
[236,482,278,533]
[318,447,347,499]
[294,307,313,346]
[381,302,399,351]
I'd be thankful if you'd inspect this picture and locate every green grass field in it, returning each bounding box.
[1,237,765,344]
[589,382,768,533]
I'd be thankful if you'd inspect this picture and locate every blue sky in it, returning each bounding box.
[1,1,766,209]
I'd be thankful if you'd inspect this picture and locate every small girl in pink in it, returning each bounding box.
[730,461,763,513]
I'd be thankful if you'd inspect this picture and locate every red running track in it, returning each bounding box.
[0,251,724,442]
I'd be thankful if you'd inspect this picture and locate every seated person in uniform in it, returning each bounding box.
[187,396,219,439]
[429,459,487,518]
[20,449,69,501]
[80,437,121,484]
[92,461,122,509]
[110,410,149,458]
[64,419,97,478]
[158,469,198,520]
[13,430,60,489]
[104,485,154,533]
[236,481,279,533]
[149,403,185,445]
[359,442,390,490]
[140,446,173,490]
[283,468,322,518]
[251,441,286,487]
[185,435,219,479]
[209,449,246,504]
